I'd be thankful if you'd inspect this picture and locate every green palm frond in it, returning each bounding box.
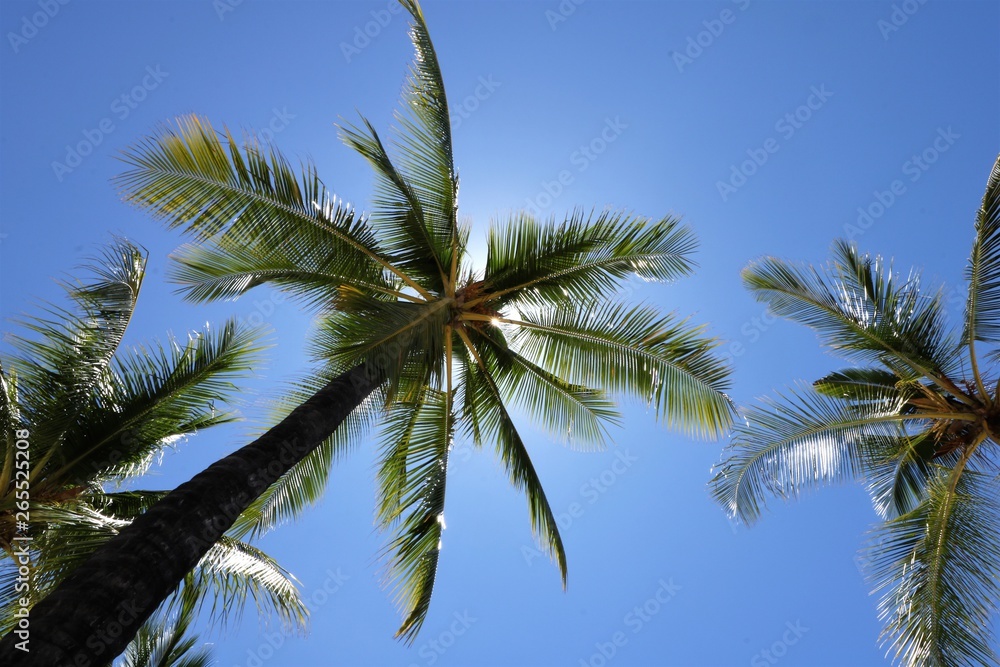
[394,0,458,272]
[709,383,967,525]
[471,326,618,450]
[8,241,143,453]
[114,116,404,292]
[459,342,568,586]
[336,0,461,294]
[964,154,1000,346]
[169,224,404,308]
[813,367,913,401]
[376,382,431,530]
[864,466,1000,666]
[382,386,451,644]
[509,301,734,438]
[338,118,452,293]
[44,318,262,487]
[482,210,696,310]
[87,490,170,519]
[743,240,961,389]
[863,431,942,519]
[178,535,307,633]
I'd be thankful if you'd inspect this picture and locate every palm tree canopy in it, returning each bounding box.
[711,154,1000,667]
[116,0,734,642]
[0,240,307,656]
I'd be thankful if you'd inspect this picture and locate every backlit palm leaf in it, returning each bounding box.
[510,302,733,438]
[484,210,696,310]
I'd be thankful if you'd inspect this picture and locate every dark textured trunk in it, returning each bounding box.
[0,363,381,666]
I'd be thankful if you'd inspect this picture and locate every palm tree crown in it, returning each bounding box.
[711,154,1000,666]
[116,0,734,642]
[0,240,306,659]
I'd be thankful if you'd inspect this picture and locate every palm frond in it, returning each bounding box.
[375,382,431,530]
[864,431,940,519]
[963,154,1000,345]
[743,240,961,390]
[710,383,947,525]
[395,0,458,272]
[88,490,171,520]
[178,535,308,634]
[169,220,401,308]
[7,240,144,455]
[458,341,568,587]
[46,319,262,487]
[813,367,912,401]
[338,118,448,291]
[469,326,618,450]
[508,301,734,439]
[483,210,696,310]
[864,467,1000,666]
[379,386,450,644]
[114,115,406,294]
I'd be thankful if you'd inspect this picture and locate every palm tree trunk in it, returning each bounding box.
[0,363,381,666]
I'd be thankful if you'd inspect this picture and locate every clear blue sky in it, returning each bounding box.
[1,1,998,665]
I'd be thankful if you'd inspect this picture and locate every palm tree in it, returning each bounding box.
[711,155,1000,666]
[0,240,305,664]
[4,1,733,663]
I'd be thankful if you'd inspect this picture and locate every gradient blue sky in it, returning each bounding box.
[1,1,998,665]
